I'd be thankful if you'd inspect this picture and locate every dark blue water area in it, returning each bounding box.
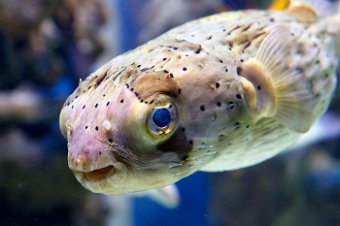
[222,0,248,9]
[133,172,210,226]
[305,169,340,198]
[116,0,140,53]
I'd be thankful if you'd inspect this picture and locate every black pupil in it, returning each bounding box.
[152,108,171,127]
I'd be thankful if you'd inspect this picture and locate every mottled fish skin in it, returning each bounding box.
[60,8,339,194]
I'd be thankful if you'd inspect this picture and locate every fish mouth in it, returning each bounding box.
[78,165,115,181]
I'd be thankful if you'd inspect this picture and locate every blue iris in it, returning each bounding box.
[152,108,172,127]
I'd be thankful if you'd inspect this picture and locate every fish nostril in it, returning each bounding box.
[76,154,90,168]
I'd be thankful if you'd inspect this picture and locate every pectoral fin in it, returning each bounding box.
[239,27,314,133]
[134,184,180,208]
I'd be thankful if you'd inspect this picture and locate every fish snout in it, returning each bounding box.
[68,147,116,181]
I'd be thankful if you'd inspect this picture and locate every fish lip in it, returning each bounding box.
[73,165,116,182]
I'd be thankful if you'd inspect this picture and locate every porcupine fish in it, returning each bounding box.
[59,0,340,196]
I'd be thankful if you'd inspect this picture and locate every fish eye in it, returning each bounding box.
[152,108,172,127]
[148,103,177,136]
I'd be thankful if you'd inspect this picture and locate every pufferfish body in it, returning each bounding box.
[60,1,339,195]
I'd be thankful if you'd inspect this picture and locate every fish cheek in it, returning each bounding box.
[156,129,193,162]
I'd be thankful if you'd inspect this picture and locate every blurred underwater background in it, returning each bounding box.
[0,0,340,226]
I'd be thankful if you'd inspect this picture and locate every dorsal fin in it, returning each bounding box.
[270,0,338,22]
[285,0,337,22]
[286,0,318,22]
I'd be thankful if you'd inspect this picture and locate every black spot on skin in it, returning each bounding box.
[315,60,320,64]
[217,102,222,107]
[200,105,205,111]
[237,67,242,75]
[225,68,228,72]
[195,45,202,54]
[182,67,187,71]
[120,99,124,103]
[180,154,188,161]
[181,127,186,132]
[227,25,241,35]
[137,65,141,68]
[257,85,261,90]
[95,103,98,108]
[296,67,303,73]
[75,96,78,99]
[85,126,88,129]
[163,70,169,74]
[108,138,113,143]
[243,41,251,50]
[106,101,110,106]
[82,105,86,109]
[95,126,99,131]
[130,88,134,91]
[103,94,106,97]
[242,24,252,32]
[95,73,106,87]
[246,125,250,128]
[189,140,193,145]
[163,58,167,61]
[270,18,275,22]
[215,82,220,89]
[240,59,244,63]
[219,59,223,63]
[126,83,130,88]
[71,105,74,109]
[169,73,174,78]
[227,102,235,110]
[234,122,241,129]
[207,36,212,40]
[236,94,242,99]
[178,89,182,94]
[218,134,226,142]
[253,32,266,40]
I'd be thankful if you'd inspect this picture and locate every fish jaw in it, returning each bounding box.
[64,118,190,195]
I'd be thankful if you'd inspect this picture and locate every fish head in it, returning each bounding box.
[59,67,193,194]
[60,46,244,194]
